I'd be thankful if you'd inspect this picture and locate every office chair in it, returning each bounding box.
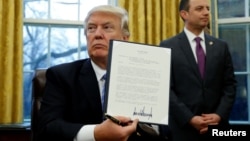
[31,69,47,141]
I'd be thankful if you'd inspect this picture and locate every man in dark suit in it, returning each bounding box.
[36,5,139,141]
[159,0,237,141]
[36,5,168,141]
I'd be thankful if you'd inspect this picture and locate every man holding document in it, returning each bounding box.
[36,5,168,141]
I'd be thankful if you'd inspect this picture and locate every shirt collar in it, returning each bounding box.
[184,27,205,41]
[91,60,106,81]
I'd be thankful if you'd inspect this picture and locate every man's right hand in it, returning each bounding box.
[189,115,211,134]
[189,114,219,134]
[94,116,139,141]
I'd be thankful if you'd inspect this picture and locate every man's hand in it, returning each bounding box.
[199,113,220,134]
[189,116,210,132]
[94,116,139,141]
[189,113,220,134]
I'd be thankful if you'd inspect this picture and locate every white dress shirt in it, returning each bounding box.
[184,27,206,63]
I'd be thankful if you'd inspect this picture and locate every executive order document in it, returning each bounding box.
[104,40,171,125]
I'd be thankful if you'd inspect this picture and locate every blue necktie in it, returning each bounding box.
[195,37,206,78]
[101,74,107,110]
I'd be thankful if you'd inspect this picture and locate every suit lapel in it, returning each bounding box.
[178,32,201,79]
[204,35,216,80]
[78,59,103,116]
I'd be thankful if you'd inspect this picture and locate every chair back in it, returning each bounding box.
[31,69,47,141]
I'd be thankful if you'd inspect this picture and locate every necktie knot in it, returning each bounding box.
[101,74,107,81]
[195,37,202,43]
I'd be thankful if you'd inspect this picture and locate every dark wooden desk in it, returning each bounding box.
[0,123,31,141]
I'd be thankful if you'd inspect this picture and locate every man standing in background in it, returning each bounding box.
[159,0,237,141]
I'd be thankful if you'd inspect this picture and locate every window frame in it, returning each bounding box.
[211,0,250,124]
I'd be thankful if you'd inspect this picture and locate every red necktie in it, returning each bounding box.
[195,37,206,78]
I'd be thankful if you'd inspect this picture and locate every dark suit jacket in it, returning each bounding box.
[159,31,237,141]
[37,59,104,141]
[36,59,169,141]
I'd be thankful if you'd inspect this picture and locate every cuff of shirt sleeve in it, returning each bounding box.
[74,125,96,141]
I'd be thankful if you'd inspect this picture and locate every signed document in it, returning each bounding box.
[104,40,171,125]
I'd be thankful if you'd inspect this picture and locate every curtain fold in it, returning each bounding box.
[118,0,183,45]
[0,0,23,124]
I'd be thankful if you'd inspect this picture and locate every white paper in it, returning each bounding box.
[105,40,171,125]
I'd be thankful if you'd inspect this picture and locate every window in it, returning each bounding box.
[23,0,250,124]
[213,0,250,124]
[23,0,116,121]
[217,0,245,18]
